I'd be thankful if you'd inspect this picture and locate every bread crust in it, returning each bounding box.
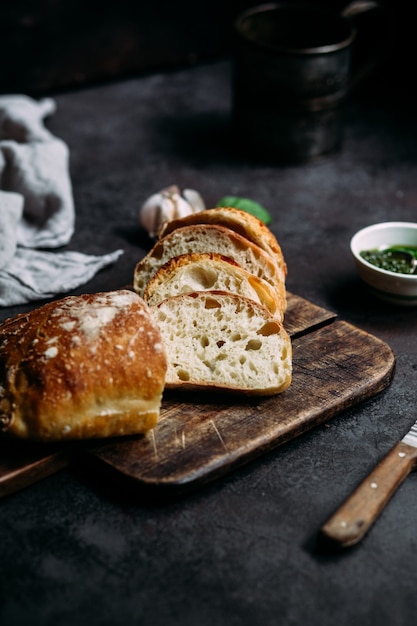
[134,224,286,308]
[0,290,167,441]
[159,206,287,276]
[143,252,284,318]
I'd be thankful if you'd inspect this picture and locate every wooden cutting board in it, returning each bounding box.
[0,293,395,498]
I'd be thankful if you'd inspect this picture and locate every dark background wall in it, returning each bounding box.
[0,1,250,95]
[0,0,412,97]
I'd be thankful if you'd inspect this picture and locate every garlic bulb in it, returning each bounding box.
[139,185,205,238]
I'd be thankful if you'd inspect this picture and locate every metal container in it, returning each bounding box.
[233,1,382,163]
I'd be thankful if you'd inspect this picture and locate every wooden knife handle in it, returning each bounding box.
[320,441,417,547]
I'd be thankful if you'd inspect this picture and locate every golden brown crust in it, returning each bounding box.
[143,252,284,318]
[0,290,167,441]
[159,206,287,276]
[133,224,286,311]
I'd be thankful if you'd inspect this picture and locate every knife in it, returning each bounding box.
[320,419,417,547]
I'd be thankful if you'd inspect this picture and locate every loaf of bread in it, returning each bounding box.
[159,206,287,277]
[133,206,292,396]
[143,252,284,318]
[151,291,292,395]
[134,223,286,310]
[0,290,167,441]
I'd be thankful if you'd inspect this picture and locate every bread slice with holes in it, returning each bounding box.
[159,206,287,277]
[143,252,284,319]
[151,290,292,395]
[134,223,286,309]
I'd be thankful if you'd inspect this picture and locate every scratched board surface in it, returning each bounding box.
[88,293,395,494]
[0,293,395,497]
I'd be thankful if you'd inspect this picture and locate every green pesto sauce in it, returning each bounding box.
[360,245,417,274]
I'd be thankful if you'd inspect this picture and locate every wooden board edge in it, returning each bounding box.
[87,320,396,497]
[0,448,73,499]
[285,292,338,338]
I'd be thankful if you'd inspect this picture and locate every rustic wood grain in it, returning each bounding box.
[284,292,337,337]
[0,440,73,498]
[88,318,395,494]
[0,293,394,497]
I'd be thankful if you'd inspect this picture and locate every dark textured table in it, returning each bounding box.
[2,60,417,626]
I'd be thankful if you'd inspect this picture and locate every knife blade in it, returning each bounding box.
[320,419,417,547]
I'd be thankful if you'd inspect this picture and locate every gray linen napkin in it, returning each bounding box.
[0,95,123,306]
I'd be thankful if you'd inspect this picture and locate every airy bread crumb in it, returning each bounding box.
[152,291,292,396]
[143,252,285,319]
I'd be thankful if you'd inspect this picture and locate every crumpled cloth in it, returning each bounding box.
[0,95,123,306]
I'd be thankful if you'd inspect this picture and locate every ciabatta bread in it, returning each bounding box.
[0,290,167,441]
[134,224,286,308]
[159,206,287,277]
[151,291,292,395]
[143,252,284,319]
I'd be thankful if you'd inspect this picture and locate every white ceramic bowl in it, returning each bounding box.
[350,222,417,306]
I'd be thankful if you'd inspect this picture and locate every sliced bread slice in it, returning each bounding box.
[143,252,284,319]
[159,206,287,277]
[134,224,286,307]
[151,290,292,396]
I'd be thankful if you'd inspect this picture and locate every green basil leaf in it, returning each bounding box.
[216,196,272,225]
